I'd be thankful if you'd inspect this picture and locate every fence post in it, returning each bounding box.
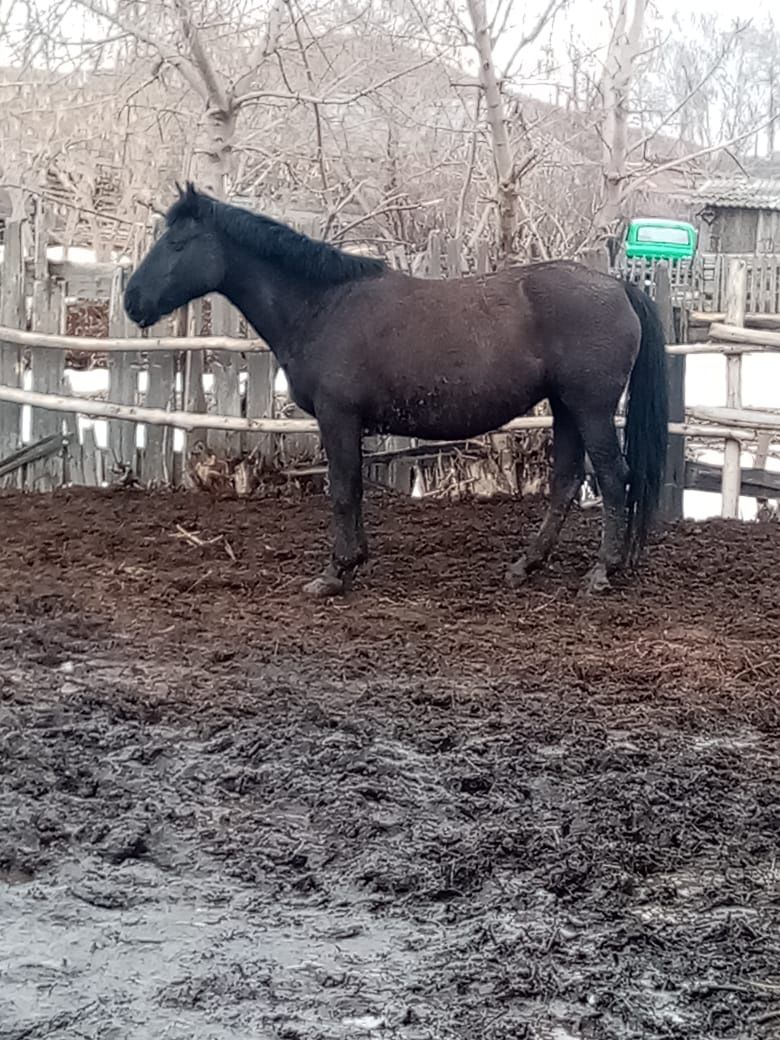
[655,263,685,522]
[580,244,610,274]
[183,299,209,477]
[28,203,67,490]
[0,217,25,485]
[753,431,772,519]
[721,258,747,518]
[107,265,140,482]
[141,332,177,486]
[245,330,278,470]
[208,295,243,460]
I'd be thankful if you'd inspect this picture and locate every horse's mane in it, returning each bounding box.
[166,184,386,284]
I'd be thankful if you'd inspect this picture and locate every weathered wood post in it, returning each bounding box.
[245,327,278,470]
[721,258,747,518]
[107,264,141,481]
[753,431,772,519]
[141,215,177,486]
[28,203,67,490]
[0,214,25,486]
[183,299,209,482]
[655,262,685,522]
[208,294,243,461]
[579,244,610,274]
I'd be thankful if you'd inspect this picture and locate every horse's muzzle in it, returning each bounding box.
[123,285,155,328]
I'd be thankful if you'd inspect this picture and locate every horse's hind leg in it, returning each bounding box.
[506,399,584,587]
[303,410,367,598]
[578,415,629,594]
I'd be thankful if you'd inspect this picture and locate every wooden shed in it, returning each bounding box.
[695,178,780,254]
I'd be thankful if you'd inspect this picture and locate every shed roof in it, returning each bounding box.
[694,177,780,211]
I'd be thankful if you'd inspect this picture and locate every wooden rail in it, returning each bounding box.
[0,383,762,441]
[0,325,267,353]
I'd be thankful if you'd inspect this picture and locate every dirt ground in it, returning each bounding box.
[1,488,779,1040]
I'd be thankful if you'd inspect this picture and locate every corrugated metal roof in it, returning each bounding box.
[694,177,780,210]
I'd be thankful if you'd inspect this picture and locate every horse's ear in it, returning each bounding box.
[185,181,198,199]
[174,180,184,198]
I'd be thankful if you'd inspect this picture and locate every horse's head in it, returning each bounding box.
[124,182,226,328]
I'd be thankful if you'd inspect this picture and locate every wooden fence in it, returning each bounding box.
[678,259,780,517]
[0,212,509,493]
[1,209,779,515]
[618,253,780,316]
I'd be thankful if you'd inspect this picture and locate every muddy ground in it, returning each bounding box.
[0,488,779,1040]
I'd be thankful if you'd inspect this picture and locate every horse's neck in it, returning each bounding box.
[220,253,322,364]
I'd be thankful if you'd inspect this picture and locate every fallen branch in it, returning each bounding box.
[171,524,237,561]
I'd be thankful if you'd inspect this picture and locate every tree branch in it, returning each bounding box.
[171,0,231,111]
[234,57,436,109]
[502,0,567,80]
[232,0,286,98]
[71,0,208,101]
[627,21,749,158]
[622,113,780,198]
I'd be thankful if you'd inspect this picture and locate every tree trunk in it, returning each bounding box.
[466,0,517,265]
[597,0,647,249]
[193,105,236,197]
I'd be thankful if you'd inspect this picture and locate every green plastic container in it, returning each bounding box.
[624,218,697,262]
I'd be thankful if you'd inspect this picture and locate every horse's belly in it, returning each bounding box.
[368,391,534,440]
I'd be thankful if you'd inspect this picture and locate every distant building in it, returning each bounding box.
[694,178,780,254]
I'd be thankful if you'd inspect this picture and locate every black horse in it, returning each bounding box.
[125,184,668,596]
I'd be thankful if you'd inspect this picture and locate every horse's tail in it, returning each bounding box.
[622,280,669,565]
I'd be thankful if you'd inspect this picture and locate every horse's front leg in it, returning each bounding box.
[303,410,367,598]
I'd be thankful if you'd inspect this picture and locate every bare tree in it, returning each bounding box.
[595,0,647,254]
[462,0,565,263]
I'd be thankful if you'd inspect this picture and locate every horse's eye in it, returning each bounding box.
[171,240,186,253]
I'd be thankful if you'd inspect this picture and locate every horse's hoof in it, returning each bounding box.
[581,565,611,596]
[505,559,529,589]
[303,574,345,598]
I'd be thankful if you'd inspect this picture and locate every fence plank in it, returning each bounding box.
[81,424,102,487]
[427,231,443,279]
[721,259,747,518]
[28,276,66,490]
[62,410,84,486]
[27,204,65,490]
[245,332,278,468]
[208,295,243,459]
[446,237,462,278]
[183,299,209,476]
[686,460,780,498]
[475,240,489,276]
[107,266,140,481]
[753,431,773,516]
[141,336,177,486]
[656,264,685,522]
[0,219,25,485]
